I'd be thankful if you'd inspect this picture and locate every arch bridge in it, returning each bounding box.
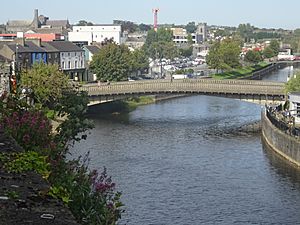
[79,79,286,106]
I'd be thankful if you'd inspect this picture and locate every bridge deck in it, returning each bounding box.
[80,79,285,98]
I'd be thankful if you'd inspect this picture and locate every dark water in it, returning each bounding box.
[70,67,300,225]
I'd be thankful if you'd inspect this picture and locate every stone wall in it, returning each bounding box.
[261,110,300,167]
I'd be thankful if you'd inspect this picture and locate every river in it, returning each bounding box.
[70,65,300,225]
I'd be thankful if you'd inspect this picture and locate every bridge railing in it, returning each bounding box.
[80,79,285,97]
[266,107,300,137]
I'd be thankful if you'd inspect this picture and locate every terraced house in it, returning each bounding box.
[0,39,86,81]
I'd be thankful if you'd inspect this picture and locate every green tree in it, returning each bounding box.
[138,23,151,32]
[143,28,178,60]
[157,27,173,42]
[131,49,149,75]
[269,40,280,56]
[90,43,132,81]
[77,20,93,26]
[285,72,300,93]
[185,22,197,33]
[179,47,193,58]
[206,38,241,72]
[244,50,262,64]
[237,23,254,42]
[187,33,194,46]
[20,63,70,109]
[263,46,275,58]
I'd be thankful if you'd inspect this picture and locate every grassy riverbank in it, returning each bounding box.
[88,96,156,115]
[212,62,269,79]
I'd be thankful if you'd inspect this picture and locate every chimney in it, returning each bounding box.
[33,9,39,29]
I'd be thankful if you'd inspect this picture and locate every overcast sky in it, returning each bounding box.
[1,0,299,29]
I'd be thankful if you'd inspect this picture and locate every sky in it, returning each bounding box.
[1,0,300,30]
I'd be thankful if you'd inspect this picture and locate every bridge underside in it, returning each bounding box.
[88,92,285,106]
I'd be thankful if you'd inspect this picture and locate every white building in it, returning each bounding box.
[289,92,300,124]
[46,41,86,81]
[68,25,122,45]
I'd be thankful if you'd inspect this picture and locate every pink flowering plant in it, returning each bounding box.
[0,93,53,151]
[0,110,53,151]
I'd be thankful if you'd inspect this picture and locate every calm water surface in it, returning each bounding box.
[71,66,300,225]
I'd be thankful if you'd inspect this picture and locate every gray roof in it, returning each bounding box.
[7,43,32,53]
[84,45,101,54]
[40,42,59,52]
[46,41,83,52]
[46,20,69,28]
[0,54,10,62]
[7,20,32,27]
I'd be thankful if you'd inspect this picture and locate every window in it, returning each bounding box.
[75,61,78,68]
[68,52,70,57]
[62,61,65,69]
[68,61,71,69]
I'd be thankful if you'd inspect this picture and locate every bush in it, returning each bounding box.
[0,110,52,151]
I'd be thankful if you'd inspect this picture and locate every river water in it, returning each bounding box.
[70,66,300,225]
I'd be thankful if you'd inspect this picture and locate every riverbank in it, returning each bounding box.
[262,109,300,167]
[88,94,189,115]
[212,62,270,79]
[0,130,78,225]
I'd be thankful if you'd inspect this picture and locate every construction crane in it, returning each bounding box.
[152,8,159,31]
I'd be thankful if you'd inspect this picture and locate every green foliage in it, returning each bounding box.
[212,62,269,79]
[49,157,123,225]
[131,49,149,75]
[49,185,70,204]
[179,47,193,58]
[237,23,254,42]
[269,40,280,56]
[3,151,50,178]
[143,28,178,60]
[206,38,241,72]
[285,72,300,93]
[77,20,93,26]
[6,191,19,199]
[187,34,194,45]
[185,22,197,33]
[0,108,53,152]
[138,23,151,32]
[90,43,132,82]
[54,89,94,149]
[113,20,138,33]
[263,46,275,58]
[244,50,262,64]
[20,63,70,109]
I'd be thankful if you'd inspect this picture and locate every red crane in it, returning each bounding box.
[152,8,159,31]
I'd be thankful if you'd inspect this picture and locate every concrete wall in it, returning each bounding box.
[261,110,300,167]
[69,25,122,45]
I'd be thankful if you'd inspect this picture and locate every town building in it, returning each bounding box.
[83,45,102,81]
[124,32,146,49]
[0,33,64,42]
[0,39,86,81]
[289,92,300,124]
[68,25,123,46]
[171,23,208,45]
[5,9,70,38]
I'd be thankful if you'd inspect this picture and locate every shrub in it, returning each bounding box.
[0,110,53,151]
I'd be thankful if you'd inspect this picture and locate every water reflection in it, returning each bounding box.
[262,137,300,188]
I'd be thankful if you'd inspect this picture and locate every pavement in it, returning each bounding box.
[0,129,79,225]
